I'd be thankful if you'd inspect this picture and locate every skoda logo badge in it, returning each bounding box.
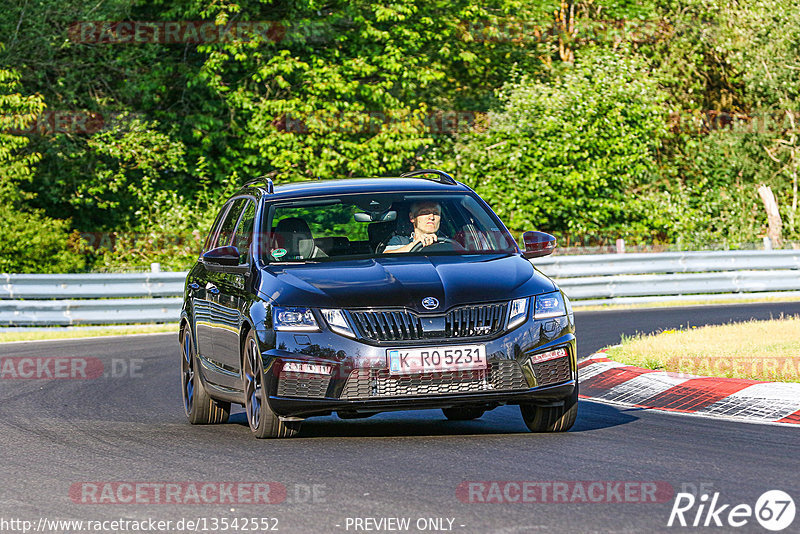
[422,297,439,310]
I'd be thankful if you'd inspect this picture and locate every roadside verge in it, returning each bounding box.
[578,351,800,425]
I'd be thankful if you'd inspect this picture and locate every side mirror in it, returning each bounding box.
[202,245,241,266]
[521,231,557,258]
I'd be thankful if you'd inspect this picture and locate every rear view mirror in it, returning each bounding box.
[202,245,240,266]
[354,210,397,222]
[521,231,557,258]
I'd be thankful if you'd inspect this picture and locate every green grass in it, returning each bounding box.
[605,316,800,382]
[0,323,178,343]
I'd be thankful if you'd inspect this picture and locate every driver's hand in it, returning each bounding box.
[416,233,438,247]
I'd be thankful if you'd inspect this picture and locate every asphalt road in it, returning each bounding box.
[1,302,798,534]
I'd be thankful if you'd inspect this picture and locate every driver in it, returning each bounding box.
[384,201,442,253]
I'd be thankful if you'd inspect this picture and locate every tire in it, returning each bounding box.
[519,384,578,432]
[242,330,300,439]
[442,406,486,420]
[180,324,230,424]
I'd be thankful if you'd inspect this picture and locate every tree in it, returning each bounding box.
[450,49,670,240]
[0,61,85,272]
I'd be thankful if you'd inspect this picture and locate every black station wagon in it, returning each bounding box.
[180,170,577,438]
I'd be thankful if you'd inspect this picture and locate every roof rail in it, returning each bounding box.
[400,169,456,185]
[243,176,275,194]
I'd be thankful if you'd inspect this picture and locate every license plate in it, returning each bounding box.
[387,345,487,375]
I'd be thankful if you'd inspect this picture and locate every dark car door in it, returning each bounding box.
[212,198,256,377]
[201,198,248,370]
[192,202,232,362]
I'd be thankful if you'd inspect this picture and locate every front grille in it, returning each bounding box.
[350,310,423,341]
[277,373,330,398]
[348,303,508,342]
[530,356,571,387]
[339,360,529,399]
[445,303,508,338]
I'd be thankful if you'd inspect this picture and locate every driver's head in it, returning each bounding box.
[409,201,441,235]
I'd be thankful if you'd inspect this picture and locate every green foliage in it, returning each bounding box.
[79,114,188,228]
[0,62,86,272]
[2,1,800,273]
[642,0,800,244]
[666,127,799,245]
[183,0,554,182]
[0,205,86,273]
[451,49,670,238]
[0,65,45,199]
[275,204,369,241]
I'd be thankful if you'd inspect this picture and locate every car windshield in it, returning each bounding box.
[262,193,518,263]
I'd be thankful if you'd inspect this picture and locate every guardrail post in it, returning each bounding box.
[150,262,161,273]
[615,239,625,254]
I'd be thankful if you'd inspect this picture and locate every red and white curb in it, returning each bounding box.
[578,351,800,425]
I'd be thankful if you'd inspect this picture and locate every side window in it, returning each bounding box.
[203,204,231,253]
[215,198,248,248]
[232,200,256,264]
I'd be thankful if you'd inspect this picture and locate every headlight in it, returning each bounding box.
[507,297,529,330]
[534,291,567,319]
[273,307,319,331]
[564,292,574,323]
[321,309,356,338]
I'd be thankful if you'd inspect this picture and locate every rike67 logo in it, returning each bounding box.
[668,490,795,531]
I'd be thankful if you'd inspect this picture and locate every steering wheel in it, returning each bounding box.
[410,237,463,252]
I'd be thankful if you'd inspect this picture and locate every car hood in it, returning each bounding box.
[260,254,556,312]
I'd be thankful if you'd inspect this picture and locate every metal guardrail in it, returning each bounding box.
[0,298,183,326]
[534,250,800,306]
[534,250,800,277]
[0,272,186,299]
[1,250,798,325]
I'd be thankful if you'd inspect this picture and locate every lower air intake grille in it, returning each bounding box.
[490,359,531,391]
[530,356,571,387]
[339,360,529,399]
[277,373,330,398]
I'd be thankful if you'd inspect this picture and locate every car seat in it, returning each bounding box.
[272,217,328,260]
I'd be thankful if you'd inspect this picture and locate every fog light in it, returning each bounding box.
[529,347,569,365]
[282,362,332,375]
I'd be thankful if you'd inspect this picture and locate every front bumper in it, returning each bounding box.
[256,312,577,419]
[270,380,576,418]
